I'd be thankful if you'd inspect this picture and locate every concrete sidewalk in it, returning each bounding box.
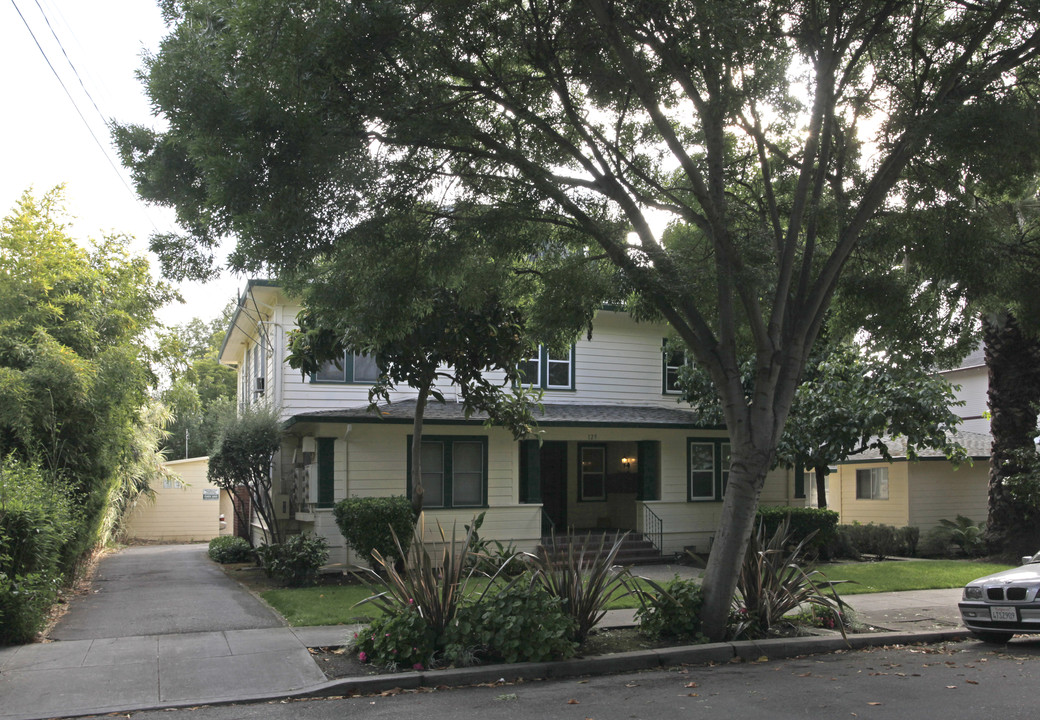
[0,588,972,720]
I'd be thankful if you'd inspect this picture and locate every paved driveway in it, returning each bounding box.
[50,544,283,640]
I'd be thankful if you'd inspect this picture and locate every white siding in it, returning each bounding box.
[943,365,990,434]
[125,457,224,542]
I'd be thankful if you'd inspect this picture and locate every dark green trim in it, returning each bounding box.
[577,442,608,502]
[637,440,659,501]
[316,437,336,509]
[519,439,542,504]
[794,461,806,499]
[836,455,989,464]
[406,435,489,509]
[687,437,730,502]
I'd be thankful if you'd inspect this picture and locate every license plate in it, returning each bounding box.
[991,606,1018,622]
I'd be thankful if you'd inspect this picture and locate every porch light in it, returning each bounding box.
[622,457,636,472]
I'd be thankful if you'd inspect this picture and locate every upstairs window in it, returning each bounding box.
[313,351,380,384]
[518,344,574,390]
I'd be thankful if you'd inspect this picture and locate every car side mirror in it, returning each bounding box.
[1022,556,1034,565]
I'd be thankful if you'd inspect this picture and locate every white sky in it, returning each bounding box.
[0,0,243,327]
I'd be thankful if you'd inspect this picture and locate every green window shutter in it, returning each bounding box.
[317,437,335,508]
[637,441,659,501]
[519,439,541,503]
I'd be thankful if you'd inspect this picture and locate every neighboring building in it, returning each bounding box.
[217,281,802,567]
[940,345,989,434]
[824,348,994,531]
[125,456,233,542]
[830,431,990,531]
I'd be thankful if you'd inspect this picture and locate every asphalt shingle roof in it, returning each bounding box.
[844,429,992,462]
[287,400,717,429]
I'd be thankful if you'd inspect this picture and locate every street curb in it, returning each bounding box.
[16,628,971,720]
[297,627,972,700]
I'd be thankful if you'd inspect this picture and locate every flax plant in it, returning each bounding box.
[524,531,633,644]
[734,516,848,639]
[357,516,499,638]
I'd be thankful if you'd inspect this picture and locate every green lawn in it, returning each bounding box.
[260,560,1008,626]
[817,560,1013,595]
[261,576,652,626]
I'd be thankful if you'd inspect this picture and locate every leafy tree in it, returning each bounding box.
[117,0,1040,639]
[0,188,171,566]
[679,341,965,507]
[207,405,283,546]
[157,306,238,460]
[285,210,610,515]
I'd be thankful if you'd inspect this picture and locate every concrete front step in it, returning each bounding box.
[538,532,667,565]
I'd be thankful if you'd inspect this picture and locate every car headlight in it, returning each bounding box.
[964,586,983,600]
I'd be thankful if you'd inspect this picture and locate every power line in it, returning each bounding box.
[8,0,164,234]
[32,0,109,131]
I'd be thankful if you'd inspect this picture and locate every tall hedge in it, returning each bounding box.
[334,496,415,569]
[0,459,74,644]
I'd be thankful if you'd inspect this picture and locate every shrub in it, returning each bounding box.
[334,496,415,570]
[898,525,921,557]
[351,607,436,671]
[734,516,846,639]
[207,535,254,564]
[756,506,839,556]
[938,515,986,557]
[0,459,74,644]
[920,524,957,557]
[839,522,901,560]
[357,517,488,643]
[824,525,862,561]
[524,531,634,643]
[255,534,329,587]
[636,576,708,642]
[445,582,577,664]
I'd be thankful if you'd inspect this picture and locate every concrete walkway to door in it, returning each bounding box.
[0,544,346,720]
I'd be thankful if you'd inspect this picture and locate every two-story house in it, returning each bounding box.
[217,280,802,567]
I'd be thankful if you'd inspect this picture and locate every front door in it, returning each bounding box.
[540,441,567,532]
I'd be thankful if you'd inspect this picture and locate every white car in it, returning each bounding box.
[959,552,1040,643]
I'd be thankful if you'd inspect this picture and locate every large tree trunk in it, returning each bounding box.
[984,312,1040,560]
[698,441,775,641]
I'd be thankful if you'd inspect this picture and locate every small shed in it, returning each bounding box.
[125,457,232,542]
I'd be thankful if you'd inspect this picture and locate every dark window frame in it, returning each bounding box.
[577,442,608,502]
[687,437,731,502]
[517,344,576,390]
[406,435,489,509]
[311,351,380,384]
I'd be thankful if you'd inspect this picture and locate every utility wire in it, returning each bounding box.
[32,0,109,131]
[8,0,161,232]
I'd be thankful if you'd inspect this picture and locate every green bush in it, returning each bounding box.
[756,506,839,556]
[445,582,577,664]
[898,525,921,557]
[0,459,74,644]
[255,534,329,587]
[333,496,415,569]
[351,607,436,671]
[207,535,254,564]
[636,576,708,642]
[839,522,901,560]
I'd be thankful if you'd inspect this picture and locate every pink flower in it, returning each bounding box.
[412,663,424,671]
[408,598,414,605]
[358,651,368,663]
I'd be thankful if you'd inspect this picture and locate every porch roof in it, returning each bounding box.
[285,400,720,430]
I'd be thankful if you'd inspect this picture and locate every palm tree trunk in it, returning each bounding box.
[984,311,1040,559]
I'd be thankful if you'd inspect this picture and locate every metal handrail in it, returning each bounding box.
[540,508,556,539]
[642,504,664,552]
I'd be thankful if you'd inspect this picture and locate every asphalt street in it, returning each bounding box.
[75,637,1040,720]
